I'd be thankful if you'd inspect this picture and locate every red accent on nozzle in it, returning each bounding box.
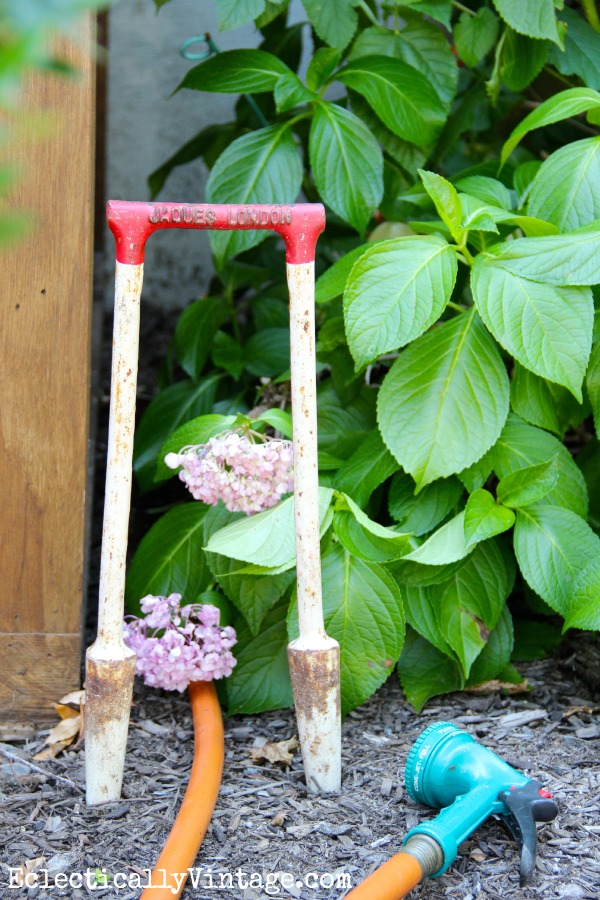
[538,788,553,799]
[106,201,325,266]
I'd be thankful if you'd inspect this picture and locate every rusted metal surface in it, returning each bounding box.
[288,640,341,793]
[286,261,342,793]
[85,261,143,805]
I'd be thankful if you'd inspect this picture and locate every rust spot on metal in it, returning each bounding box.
[85,656,136,734]
[288,646,341,721]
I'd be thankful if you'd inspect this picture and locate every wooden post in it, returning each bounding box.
[0,16,96,722]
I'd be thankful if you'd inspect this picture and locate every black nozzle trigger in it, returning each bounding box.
[498,781,558,886]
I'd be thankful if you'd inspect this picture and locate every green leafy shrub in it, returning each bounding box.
[129,0,600,713]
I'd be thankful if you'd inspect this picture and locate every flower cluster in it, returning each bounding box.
[165,431,294,515]
[123,593,237,692]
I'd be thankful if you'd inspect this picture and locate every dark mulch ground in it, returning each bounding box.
[1,307,599,900]
[1,636,599,900]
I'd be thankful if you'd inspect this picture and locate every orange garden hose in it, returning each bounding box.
[345,851,423,899]
[141,680,224,900]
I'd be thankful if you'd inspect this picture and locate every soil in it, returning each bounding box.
[1,308,599,900]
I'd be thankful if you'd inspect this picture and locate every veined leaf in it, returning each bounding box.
[458,448,495,493]
[204,487,334,567]
[494,415,588,517]
[550,8,600,91]
[528,138,600,232]
[288,544,405,715]
[398,629,464,712]
[309,102,383,234]
[344,236,457,368]
[402,511,472,565]
[377,310,509,489]
[306,47,342,92]
[467,605,514,686]
[511,363,589,437]
[334,428,400,508]
[514,505,600,616]
[397,1,452,30]
[175,298,229,379]
[301,0,358,50]
[125,505,211,614]
[497,458,559,508]
[274,73,316,113]
[402,585,453,657]
[464,489,515,547]
[563,557,600,631]
[472,256,593,400]
[336,55,446,146]
[454,8,499,68]
[333,493,411,562]
[176,49,292,94]
[492,0,563,47]
[454,175,512,211]
[501,88,600,165]
[500,28,549,92]
[206,125,302,267]
[388,472,463,536]
[419,169,463,242]
[226,599,293,714]
[318,381,376,463]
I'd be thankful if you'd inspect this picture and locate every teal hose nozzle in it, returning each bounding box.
[404,722,558,886]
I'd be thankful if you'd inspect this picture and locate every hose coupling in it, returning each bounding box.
[404,835,444,878]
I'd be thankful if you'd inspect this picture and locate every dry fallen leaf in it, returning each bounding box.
[465,679,530,695]
[58,689,85,708]
[271,811,289,827]
[10,857,46,887]
[32,690,85,760]
[249,737,299,766]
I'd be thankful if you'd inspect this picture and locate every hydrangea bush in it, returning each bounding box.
[128,0,600,716]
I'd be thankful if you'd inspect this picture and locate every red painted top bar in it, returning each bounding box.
[106,201,325,265]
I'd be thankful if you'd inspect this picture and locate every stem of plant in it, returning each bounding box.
[356,0,380,27]
[582,0,600,33]
[452,0,475,16]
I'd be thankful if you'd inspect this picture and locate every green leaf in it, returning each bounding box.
[176,49,291,94]
[458,448,495,493]
[454,175,512,211]
[205,488,334,567]
[467,605,514,686]
[454,8,499,68]
[318,381,376,464]
[514,505,600,615]
[478,225,600,286]
[492,0,563,46]
[344,236,457,369]
[500,29,549,92]
[501,88,600,165]
[206,125,302,267]
[288,544,405,715]
[256,0,290,28]
[306,47,342,92]
[315,245,371,304]
[244,327,290,377]
[494,415,588,517]
[212,332,245,379]
[155,414,237,484]
[513,161,541,207]
[204,504,295,633]
[497,458,559,508]
[472,257,593,400]
[301,0,358,50]
[336,55,446,146]
[419,170,463,242]
[563,557,600,631]
[402,511,473,565]
[125,505,211,614]
[464,489,515,547]
[398,1,452,30]
[511,363,589,436]
[334,429,400,508]
[348,92,430,178]
[397,629,463,712]
[350,18,457,110]
[274,73,316,113]
[588,341,600,437]
[549,8,600,90]
[226,599,293,714]
[253,407,293,439]
[309,102,383,234]
[435,540,514,678]
[333,493,411,562]
[527,138,600,232]
[175,298,229,379]
[133,378,220,493]
[388,473,463,537]
[377,310,509,489]
[402,584,453,656]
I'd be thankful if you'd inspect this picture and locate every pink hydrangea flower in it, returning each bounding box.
[165,431,294,515]
[123,593,237,692]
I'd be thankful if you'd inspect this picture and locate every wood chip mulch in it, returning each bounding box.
[1,633,599,900]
